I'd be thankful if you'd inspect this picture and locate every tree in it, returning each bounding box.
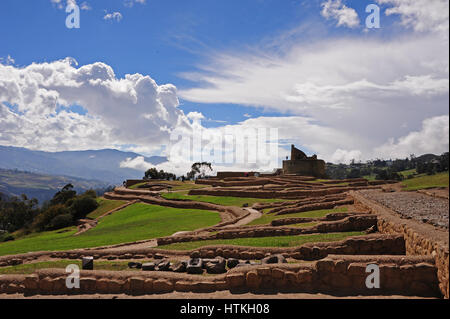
[69,195,99,220]
[50,184,76,206]
[144,168,176,180]
[32,204,70,231]
[49,214,73,230]
[0,194,39,233]
[187,162,213,179]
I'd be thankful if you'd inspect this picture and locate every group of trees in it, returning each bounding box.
[0,184,99,242]
[144,168,176,181]
[326,152,449,180]
[143,162,213,181]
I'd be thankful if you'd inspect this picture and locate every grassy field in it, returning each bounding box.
[247,207,348,226]
[398,169,417,178]
[157,231,365,250]
[86,197,127,219]
[0,203,220,256]
[401,171,449,191]
[161,192,287,207]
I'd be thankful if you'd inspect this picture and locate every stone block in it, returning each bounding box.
[226,273,245,288]
[153,279,174,293]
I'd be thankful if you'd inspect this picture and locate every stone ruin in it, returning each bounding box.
[282,145,326,177]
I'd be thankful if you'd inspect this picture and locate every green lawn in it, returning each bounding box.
[401,171,449,191]
[86,197,127,219]
[398,169,417,178]
[157,231,365,250]
[290,222,319,228]
[0,203,221,256]
[247,207,348,226]
[161,192,286,207]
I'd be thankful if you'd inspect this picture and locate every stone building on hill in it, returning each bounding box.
[282,145,326,177]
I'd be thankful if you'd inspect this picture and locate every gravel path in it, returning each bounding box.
[359,190,449,229]
[222,207,262,228]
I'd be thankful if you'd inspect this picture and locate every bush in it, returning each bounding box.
[32,204,70,231]
[83,189,97,198]
[49,214,73,230]
[69,196,99,220]
[0,233,14,242]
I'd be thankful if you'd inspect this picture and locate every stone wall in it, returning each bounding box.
[216,172,257,178]
[351,191,449,299]
[282,159,326,178]
[0,234,405,267]
[125,179,146,188]
[0,254,439,297]
[156,215,377,246]
[188,185,382,199]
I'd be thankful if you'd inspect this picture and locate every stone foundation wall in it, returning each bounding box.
[216,172,257,178]
[125,179,145,188]
[0,255,439,297]
[156,215,377,246]
[282,159,326,177]
[351,191,449,299]
[0,234,405,267]
[189,185,382,199]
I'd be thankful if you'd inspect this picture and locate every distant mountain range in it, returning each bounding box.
[0,168,111,204]
[0,145,167,184]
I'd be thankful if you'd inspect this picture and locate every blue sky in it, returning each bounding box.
[0,0,448,173]
[0,0,399,125]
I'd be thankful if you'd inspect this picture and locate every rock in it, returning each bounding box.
[128,261,142,269]
[171,261,187,273]
[261,254,287,264]
[96,278,110,293]
[190,251,201,258]
[187,258,203,274]
[364,225,377,234]
[155,260,171,271]
[108,280,123,294]
[142,262,156,271]
[129,277,145,294]
[226,258,239,269]
[205,257,226,274]
[246,271,261,289]
[256,267,271,276]
[154,253,166,259]
[153,279,174,293]
[82,256,94,270]
[24,274,39,291]
[226,273,245,288]
[242,203,249,207]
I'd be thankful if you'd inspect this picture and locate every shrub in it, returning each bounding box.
[32,204,70,231]
[49,214,73,230]
[0,233,14,242]
[83,189,97,198]
[69,196,99,220]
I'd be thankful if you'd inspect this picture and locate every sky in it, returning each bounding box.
[0,0,449,175]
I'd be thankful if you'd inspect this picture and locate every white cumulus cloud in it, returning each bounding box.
[320,0,360,28]
[375,115,449,159]
[376,0,449,34]
[0,58,190,152]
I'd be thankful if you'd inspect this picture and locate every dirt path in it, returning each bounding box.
[223,207,261,228]
[0,291,433,299]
